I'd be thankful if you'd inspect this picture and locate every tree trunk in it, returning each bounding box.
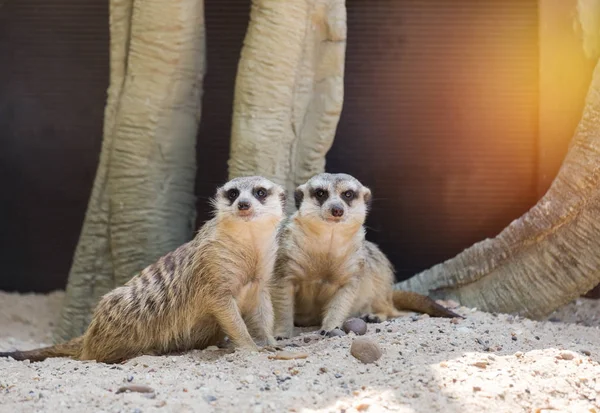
[395,55,600,319]
[54,0,205,342]
[228,0,346,211]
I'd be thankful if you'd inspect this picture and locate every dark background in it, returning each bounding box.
[0,0,579,292]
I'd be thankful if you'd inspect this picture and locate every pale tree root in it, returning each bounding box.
[54,0,205,342]
[395,57,600,320]
[228,0,347,212]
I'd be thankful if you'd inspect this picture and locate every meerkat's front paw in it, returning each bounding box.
[319,328,346,338]
[235,343,260,353]
[259,345,283,353]
[273,328,293,341]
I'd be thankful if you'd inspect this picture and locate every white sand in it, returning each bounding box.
[1,290,599,413]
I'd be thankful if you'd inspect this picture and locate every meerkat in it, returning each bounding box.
[1,176,286,363]
[271,173,461,339]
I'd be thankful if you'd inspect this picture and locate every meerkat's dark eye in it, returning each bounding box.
[226,188,239,201]
[343,190,355,199]
[315,189,326,198]
[254,187,267,199]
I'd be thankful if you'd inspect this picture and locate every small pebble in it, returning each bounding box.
[203,395,217,403]
[268,351,308,360]
[472,361,488,369]
[356,403,370,411]
[326,329,346,338]
[127,375,134,382]
[581,349,591,356]
[342,318,367,335]
[115,384,154,394]
[350,338,382,364]
[303,336,311,343]
[557,351,575,360]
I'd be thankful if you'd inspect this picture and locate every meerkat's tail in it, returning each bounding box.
[392,290,463,318]
[0,336,84,362]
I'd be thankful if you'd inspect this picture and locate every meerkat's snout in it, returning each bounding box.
[237,200,251,210]
[236,197,253,217]
[326,201,345,221]
[330,204,344,217]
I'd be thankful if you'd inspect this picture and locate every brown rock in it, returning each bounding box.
[342,318,368,335]
[350,338,382,364]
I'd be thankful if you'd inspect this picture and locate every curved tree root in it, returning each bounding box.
[228,0,346,213]
[395,57,600,319]
[54,0,205,341]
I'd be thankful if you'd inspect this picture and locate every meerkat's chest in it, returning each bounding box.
[231,237,276,314]
[292,238,361,285]
[223,220,278,274]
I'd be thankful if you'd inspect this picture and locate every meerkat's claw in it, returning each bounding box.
[361,314,382,324]
[259,345,282,353]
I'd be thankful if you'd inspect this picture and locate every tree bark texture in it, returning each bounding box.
[395,56,600,319]
[54,0,205,342]
[228,0,346,211]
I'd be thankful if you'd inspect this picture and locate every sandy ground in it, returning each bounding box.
[1,291,599,413]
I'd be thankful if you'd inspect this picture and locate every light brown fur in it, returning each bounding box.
[271,173,460,338]
[1,176,286,363]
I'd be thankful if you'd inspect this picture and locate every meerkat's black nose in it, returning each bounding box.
[238,200,251,211]
[331,206,344,217]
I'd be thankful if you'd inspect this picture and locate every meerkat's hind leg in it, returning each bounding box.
[360,309,411,324]
[361,295,409,323]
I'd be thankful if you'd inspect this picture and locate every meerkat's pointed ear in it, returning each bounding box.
[294,184,306,210]
[363,186,372,212]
